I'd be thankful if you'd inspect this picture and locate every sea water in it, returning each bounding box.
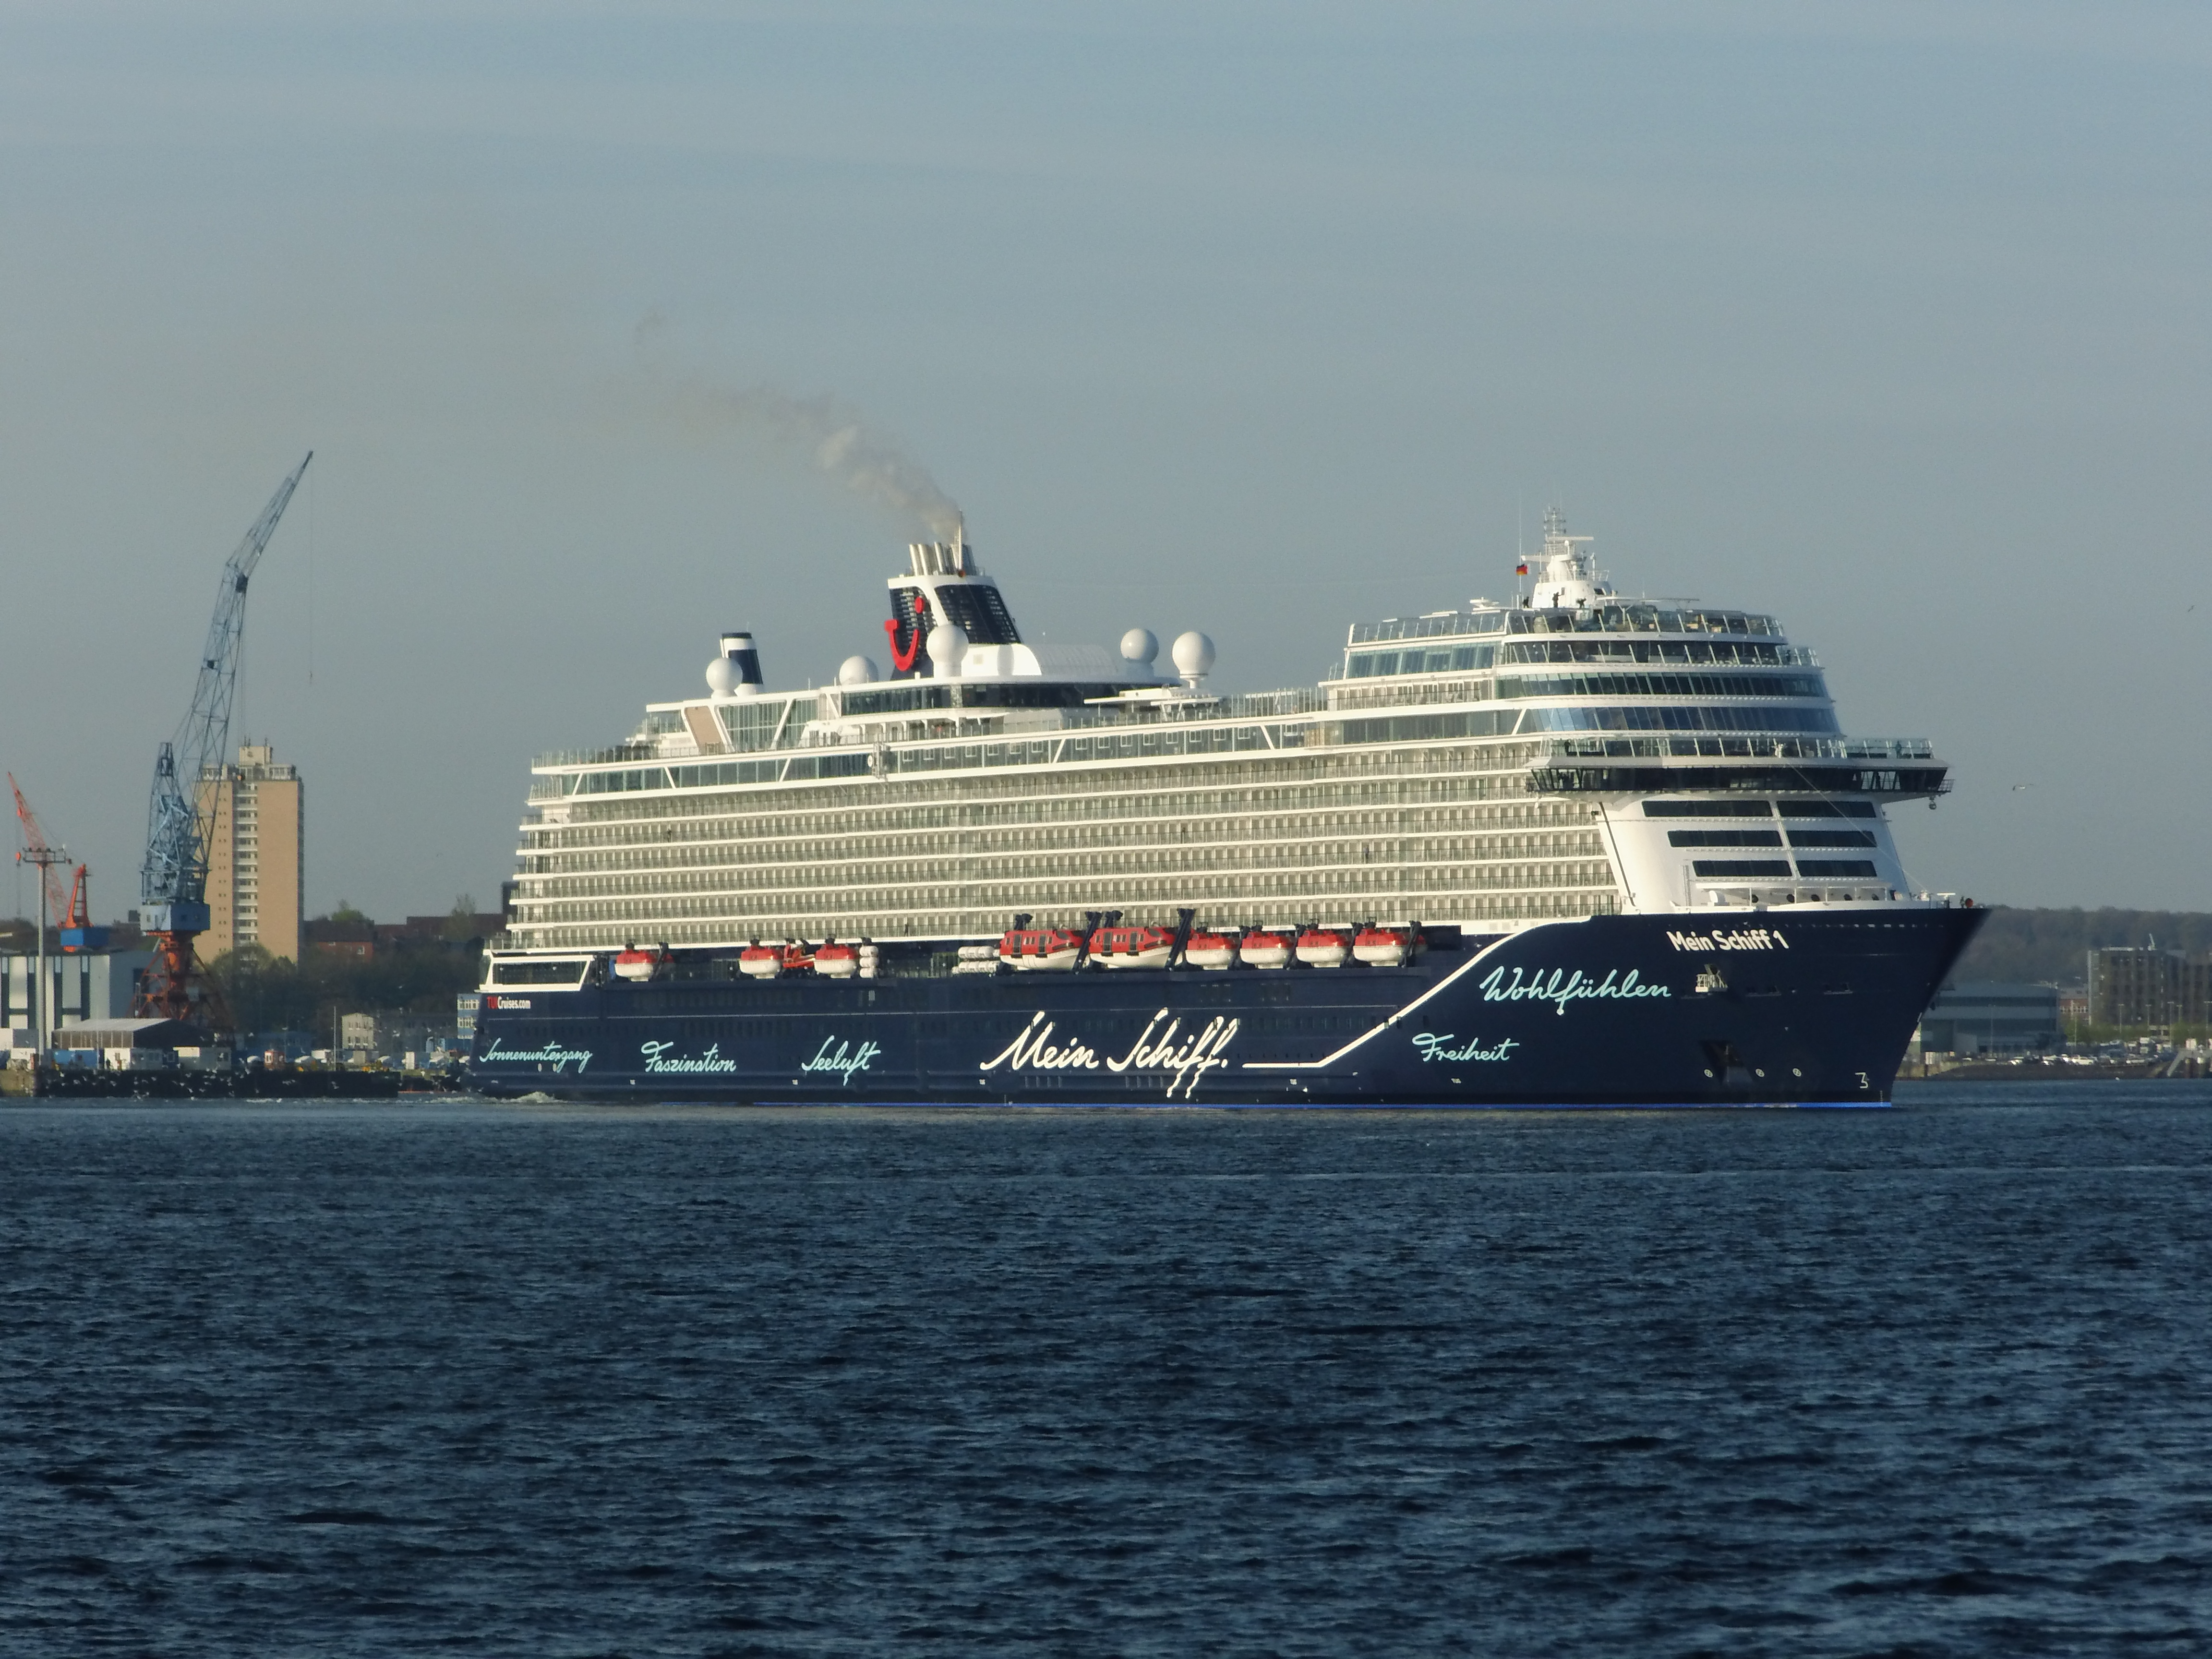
[3,1084,2207,1655]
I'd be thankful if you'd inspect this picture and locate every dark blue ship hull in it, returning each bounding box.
[468,909,1983,1106]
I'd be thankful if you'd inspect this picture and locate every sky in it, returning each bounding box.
[1,1,2207,923]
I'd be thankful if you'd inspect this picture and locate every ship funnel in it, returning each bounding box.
[907,538,979,577]
[706,629,765,698]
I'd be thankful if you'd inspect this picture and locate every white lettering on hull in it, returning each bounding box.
[1479,965,1673,1016]
[1665,928,1790,953]
[639,1040,738,1074]
[481,1037,593,1073]
[799,1036,882,1085]
[980,1009,1241,1100]
[1410,1033,1518,1064]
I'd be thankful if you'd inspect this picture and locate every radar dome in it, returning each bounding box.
[1119,627,1159,664]
[926,622,969,677]
[837,654,880,686]
[705,656,741,695]
[1171,629,1216,683]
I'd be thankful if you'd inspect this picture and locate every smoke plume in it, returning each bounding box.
[635,313,962,538]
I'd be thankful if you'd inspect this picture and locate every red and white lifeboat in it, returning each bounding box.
[740,942,812,979]
[1239,930,1292,970]
[1296,927,1350,968]
[612,944,673,982]
[1183,929,1237,971]
[815,941,860,979]
[999,927,1085,971]
[1089,924,1176,969]
[1353,926,1412,967]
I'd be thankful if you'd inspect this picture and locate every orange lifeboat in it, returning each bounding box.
[999,927,1085,971]
[1088,924,1176,969]
[1183,929,1237,971]
[1353,926,1412,967]
[1295,927,1350,968]
[739,941,812,979]
[815,941,860,979]
[612,943,673,982]
[1239,929,1292,970]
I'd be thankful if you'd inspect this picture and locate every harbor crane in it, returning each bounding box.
[9,774,73,931]
[135,454,312,1023]
[9,773,75,1054]
[9,773,106,953]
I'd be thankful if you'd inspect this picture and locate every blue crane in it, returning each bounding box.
[136,453,313,1022]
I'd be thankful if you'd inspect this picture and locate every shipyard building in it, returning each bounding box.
[1914,982,2062,1056]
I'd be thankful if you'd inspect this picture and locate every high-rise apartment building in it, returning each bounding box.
[200,742,304,961]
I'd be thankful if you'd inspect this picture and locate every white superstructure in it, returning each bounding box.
[503,514,1948,953]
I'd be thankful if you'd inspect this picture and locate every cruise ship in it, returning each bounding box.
[469,510,1981,1105]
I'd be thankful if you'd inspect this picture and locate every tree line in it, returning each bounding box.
[202,940,481,1038]
[1949,907,2212,986]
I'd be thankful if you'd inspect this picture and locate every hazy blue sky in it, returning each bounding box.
[3,2,2206,922]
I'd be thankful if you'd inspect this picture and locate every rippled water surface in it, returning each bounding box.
[4,1085,2210,1656]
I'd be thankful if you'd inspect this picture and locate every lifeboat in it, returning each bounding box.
[1239,930,1292,970]
[1088,924,1176,969]
[612,943,673,982]
[1183,929,1237,971]
[739,942,812,979]
[815,941,859,978]
[999,927,1086,971]
[1295,927,1350,968]
[1353,926,1412,967]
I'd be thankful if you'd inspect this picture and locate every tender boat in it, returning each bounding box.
[999,927,1086,970]
[1088,924,1176,969]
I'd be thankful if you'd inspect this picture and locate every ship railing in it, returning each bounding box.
[1350,606,1789,645]
[804,687,1328,744]
[1539,734,1933,763]
[1028,688,1326,728]
[531,743,659,770]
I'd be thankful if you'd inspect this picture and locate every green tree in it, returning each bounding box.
[203,944,314,1034]
[205,938,482,1040]
[442,893,481,942]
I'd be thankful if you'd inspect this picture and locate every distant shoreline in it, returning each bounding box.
[1903,1060,2206,1084]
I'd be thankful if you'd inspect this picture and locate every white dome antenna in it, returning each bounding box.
[927,622,969,679]
[1171,630,1216,686]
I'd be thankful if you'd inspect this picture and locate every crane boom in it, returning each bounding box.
[8,774,72,927]
[135,453,312,1022]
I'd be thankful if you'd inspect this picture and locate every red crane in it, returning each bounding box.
[8,774,72,929]
[8,775,106,953]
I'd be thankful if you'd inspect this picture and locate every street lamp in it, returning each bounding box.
[18,843,69,1060]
